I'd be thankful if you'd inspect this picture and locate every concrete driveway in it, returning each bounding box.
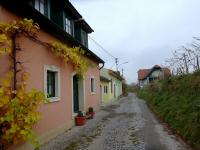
[40,93,191,150]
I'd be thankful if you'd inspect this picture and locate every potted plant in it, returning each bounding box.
[75,111,86,126]
[88,107,95,119]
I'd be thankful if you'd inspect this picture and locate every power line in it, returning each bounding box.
[88,35,116,59]
[88,35,120,71]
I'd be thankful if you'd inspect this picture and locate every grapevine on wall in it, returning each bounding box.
[49,42,89,77]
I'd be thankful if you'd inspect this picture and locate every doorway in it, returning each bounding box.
[100,85,103,103]
[114,84,116,98]
[73,75,79,113]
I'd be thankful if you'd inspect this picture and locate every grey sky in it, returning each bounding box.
[70,0,200,83]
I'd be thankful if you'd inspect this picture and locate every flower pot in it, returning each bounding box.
[75,116,86,126]
[88,112,95,119]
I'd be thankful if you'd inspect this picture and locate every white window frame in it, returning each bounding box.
[65,18,74,36]
[81,29,88,46]
[90,76,95,94]
[44,65,61,102]
[35,0,45,14]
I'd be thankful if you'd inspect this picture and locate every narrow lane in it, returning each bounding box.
[86,93,190,150]
[135,94,190,150]
[40,93,191,150]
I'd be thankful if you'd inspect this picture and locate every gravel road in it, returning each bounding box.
[40,93,191,150]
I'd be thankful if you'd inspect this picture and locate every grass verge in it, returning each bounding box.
[137,71,200,150]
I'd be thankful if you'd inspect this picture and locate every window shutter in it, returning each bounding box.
[44,0,50,18]
[50,1,64,28]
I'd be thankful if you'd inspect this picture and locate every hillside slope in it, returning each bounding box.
[137,71,200,150]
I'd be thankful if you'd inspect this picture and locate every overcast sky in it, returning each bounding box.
[70,0,200,83]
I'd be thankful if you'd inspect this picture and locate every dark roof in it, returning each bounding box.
[75,19,94,33]
[64,1,93,33]
[100,76,110,82]
[0,0,104,63]
[64,0,82,19]
[152,65,161,69]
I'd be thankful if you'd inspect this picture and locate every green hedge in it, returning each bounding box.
[137,71,200,149]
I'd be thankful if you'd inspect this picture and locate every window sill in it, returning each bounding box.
[46,97,60,103]
[91,92,95,95]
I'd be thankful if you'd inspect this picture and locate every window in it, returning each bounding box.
[44,65,60,101]
[90,77,95,93]
[47,71,55,97]
[35,0,45,14]
[104,86,108,94]
[81,30,88,47]
[65,18,74,36]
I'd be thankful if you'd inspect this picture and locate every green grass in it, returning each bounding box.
[137,71,200,150]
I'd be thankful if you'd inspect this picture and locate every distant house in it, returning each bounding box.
[138,65,171,87]
[100,68,123,103]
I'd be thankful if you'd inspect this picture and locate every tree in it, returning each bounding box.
[165,38,200,75]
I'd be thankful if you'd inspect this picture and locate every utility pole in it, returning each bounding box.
[122,68,124,77]
[197,55,199,70]
[115,58,119,71]
[183,53,188,74]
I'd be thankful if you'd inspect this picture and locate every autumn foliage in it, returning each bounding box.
[0,19,46,149]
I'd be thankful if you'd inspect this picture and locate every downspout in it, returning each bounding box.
[99,62,105,70]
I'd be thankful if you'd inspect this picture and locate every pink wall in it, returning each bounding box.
[0,5,101,137]
[85,65,101,112]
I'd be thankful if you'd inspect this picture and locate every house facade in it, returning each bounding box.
[0,0,104,149]
[100,68,123,104]
[138,65,171,88]
[100,76,110,103]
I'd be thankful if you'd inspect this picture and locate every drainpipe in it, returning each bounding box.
[99,62,105,70]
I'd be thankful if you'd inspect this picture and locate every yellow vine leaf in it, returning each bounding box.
[0,72,46,148]
[0,18,39,57]
[0,19,45,148]
[0,34,11,55]
[49,42,89,77]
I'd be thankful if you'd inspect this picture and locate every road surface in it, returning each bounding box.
[40,93,191,150]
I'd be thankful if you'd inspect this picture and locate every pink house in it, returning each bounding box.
[0,0,104,149]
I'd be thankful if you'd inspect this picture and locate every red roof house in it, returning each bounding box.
[138,65,171,87]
